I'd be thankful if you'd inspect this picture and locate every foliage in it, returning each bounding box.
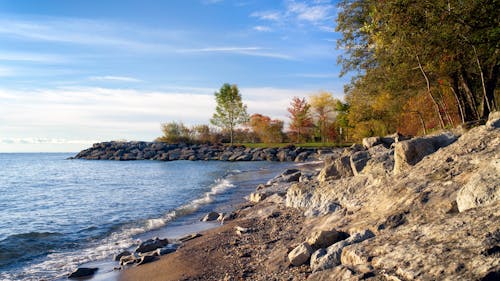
[156,122,192,143]
[287,97,314,143]
[309,91,339,143]
[248,113,284,143]
[210,83,249,145]
[336,0,499,140]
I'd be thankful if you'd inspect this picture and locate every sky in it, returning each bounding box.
[0,0,348,152]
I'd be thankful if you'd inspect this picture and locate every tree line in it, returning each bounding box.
[336,0,498,138]
[158,0,498,145]
[156,83,348,145]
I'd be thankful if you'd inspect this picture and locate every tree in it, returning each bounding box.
[309,91,339,143]
[210,83,249,145]
[157,121,192,143]
[287,97,314,143]
[249,113,284,143]
[336,0,499,132]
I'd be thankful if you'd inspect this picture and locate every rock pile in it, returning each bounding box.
[71,142,320,162]
[252,111,499,280]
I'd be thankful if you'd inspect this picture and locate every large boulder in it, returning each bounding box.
[318,156,353,182]
[135,237,169,254]
[394,131,457,174]
[456,159,500,212]
[310,230,375,272]
[288,242,313,266]
[307,230,341,250]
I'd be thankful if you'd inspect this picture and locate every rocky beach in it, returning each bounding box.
[66,112,500,280]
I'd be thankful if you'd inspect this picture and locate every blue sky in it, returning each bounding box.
[0,0,348,152]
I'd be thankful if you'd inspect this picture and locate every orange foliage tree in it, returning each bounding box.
[248,114,284,143]
[287,97,314,143]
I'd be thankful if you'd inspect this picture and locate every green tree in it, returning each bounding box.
[210,83,249,145]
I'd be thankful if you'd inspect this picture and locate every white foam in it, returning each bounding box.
[1,177,236,281]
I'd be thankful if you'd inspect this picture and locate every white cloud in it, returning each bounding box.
[0,51,69,63]
[253,25,272,32]
[250,11,282,21]
[0,85,319,151]
[178,46,294,60]
[251,0,336,31]
[286,1,334,22]
[0,137,97,145]
[89,76,143,83]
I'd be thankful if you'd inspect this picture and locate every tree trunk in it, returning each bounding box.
[471,44,492,117]
[416,55,445,129]
[459,72,480,120]
[450,85,465,123]
[229,123,234,145]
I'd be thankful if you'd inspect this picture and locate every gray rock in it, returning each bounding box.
[310,230,375,272]
[486,111,500,129]
[288,242,313,266]
[362,137,381,149]
[136,255,157,266]
[307,230,340,249]
[68,267,98,279]
[394,131,457,174]
[318,156,353,182]
[456,159,500,212]
[135,237,169,254]
[350,151,370,175]
[201,211,221,222]
[249,192,267,203]
[114,250,131,261]
[295,151,310,162]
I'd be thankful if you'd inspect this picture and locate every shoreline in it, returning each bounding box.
[70,161,307,281]
[118,161,324,281]
[116,113,499,281]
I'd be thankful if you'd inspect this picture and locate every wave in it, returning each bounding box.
[0,232,64,268]
[0,176,236,281]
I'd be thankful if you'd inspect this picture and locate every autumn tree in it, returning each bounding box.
[249,114,284,143]
[309,91,338,143]
[335,0,499,139]
[157,121,192,143]
[287,97,314,143]
[210,83,249,145]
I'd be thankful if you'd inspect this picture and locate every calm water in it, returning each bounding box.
[0,153,289,281]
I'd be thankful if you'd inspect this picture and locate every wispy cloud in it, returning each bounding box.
[286,1,334,23]
[0,137,97,145]
[90,76,143,83]
[250,11,282,21]
[0,17,173,52]
[251,0,336,31]
[253,25,272,32]
[178,46,294,60]
[0,51,69,63]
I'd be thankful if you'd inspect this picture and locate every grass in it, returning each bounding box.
[234,142,353,149]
